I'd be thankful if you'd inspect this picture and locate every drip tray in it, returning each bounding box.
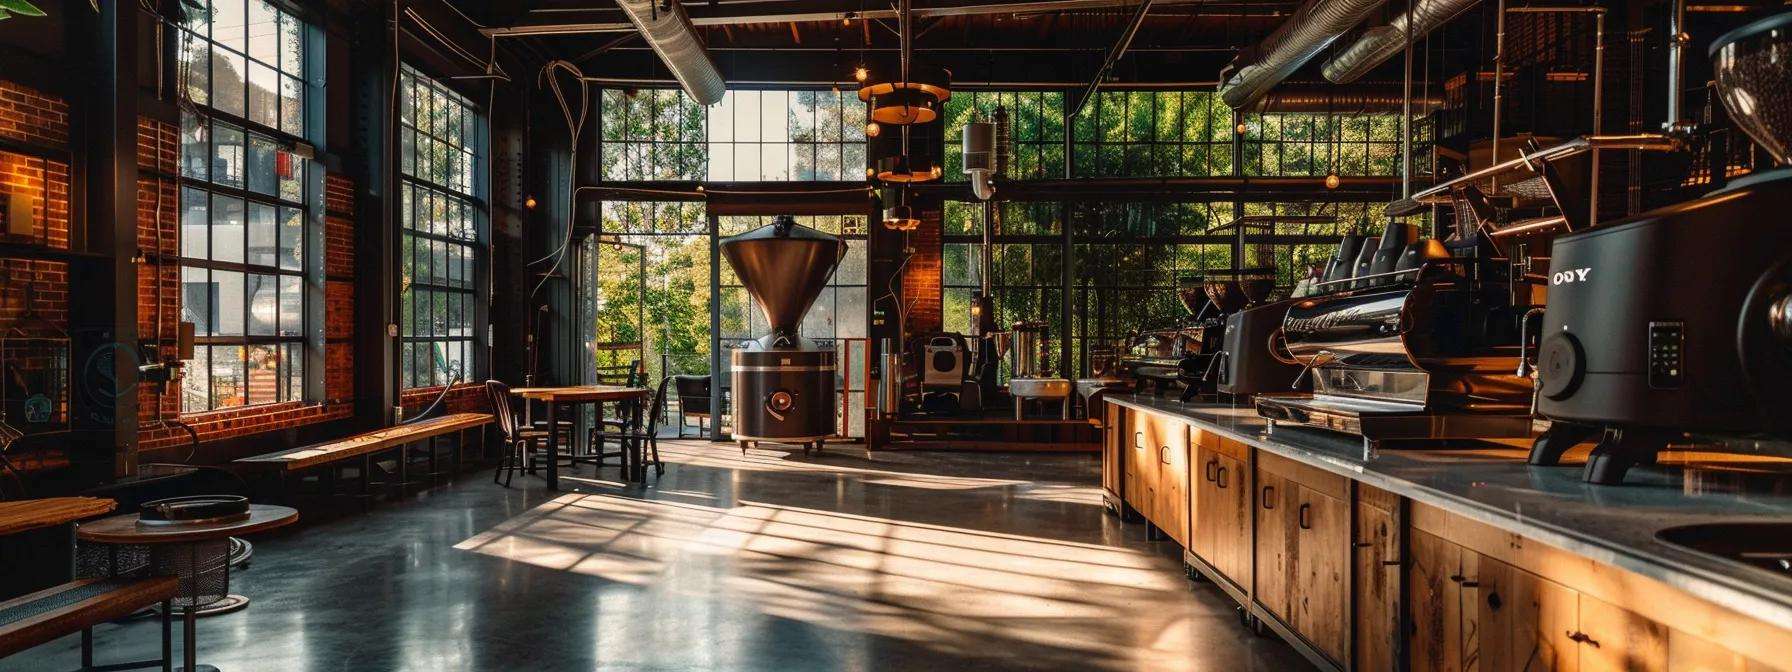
[1255,393,1538,457]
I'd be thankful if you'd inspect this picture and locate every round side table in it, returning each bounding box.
[77,504,298,672]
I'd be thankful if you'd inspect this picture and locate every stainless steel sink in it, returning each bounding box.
[1656,523,1792,575]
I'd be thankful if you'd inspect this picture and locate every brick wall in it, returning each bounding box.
[0,81,73,434]
[899,206,943,334]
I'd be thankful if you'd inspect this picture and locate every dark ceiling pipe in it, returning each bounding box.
[1217,0,1388,109]
[1069,0,1155,118]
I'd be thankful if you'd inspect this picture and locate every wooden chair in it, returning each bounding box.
[671,375,711,438]
[486,380,554,488]
[589,376,669,480]
[586,361,644,467]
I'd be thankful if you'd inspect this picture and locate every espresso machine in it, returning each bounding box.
[1255,222,1539,454]
[1211,268,1306,398]
[721,215,847,455]
[1527,12,1792,485]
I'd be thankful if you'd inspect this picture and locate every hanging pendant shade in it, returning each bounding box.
[875,154,940,183]
[866,89,940,125]
[857,64,952,104]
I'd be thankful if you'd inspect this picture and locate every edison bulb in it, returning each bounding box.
[1324,172,1341,189]
[854,66,869,82]
[865,121,881,138]
[524,196,537,209]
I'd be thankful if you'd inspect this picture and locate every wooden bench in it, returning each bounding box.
[0,576,180,669]
[235,413,493,501]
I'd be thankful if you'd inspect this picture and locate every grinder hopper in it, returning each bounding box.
[720,215,848,350]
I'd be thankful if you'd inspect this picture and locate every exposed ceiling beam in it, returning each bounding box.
[480,0,1227,36]
[1069,0,1153,117]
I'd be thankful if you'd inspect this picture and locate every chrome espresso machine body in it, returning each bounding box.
[1527,12,1792,485]
[721,216,847,454]
[1255,223,1539,453]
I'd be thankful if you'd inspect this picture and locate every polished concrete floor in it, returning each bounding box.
[7,441,1310,671]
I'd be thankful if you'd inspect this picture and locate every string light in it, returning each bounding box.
[1324,172,1341,189]
[524,196,537,209]
[853,66,869,82]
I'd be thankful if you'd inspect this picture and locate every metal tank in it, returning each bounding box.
[721,215,847,454]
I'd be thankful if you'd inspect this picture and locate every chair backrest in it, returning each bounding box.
[644,376,673,437]
[673,375,710,407]
[484,380,520,440]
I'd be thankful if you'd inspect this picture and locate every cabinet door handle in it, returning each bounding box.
[1160,446,1171,464]
[1297,502,1312,529]
[1204,459,1219,482]
[1352,541,1374,549]
[1216,466,1229,489]
[1566,631,1600,648]
[1260,486,1276,509]
[1134,431,1145,449]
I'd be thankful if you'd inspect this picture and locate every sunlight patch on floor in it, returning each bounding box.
[455,492,1213,670]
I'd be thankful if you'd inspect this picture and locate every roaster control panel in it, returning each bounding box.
[1647,321,1684,389]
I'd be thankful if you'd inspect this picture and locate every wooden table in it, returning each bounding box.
[0,497,116,537]
[510,385,650,489]
[0,497,118,601]
[79,505,298,672]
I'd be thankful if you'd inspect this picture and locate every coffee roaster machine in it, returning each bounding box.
[721,215,847,455]
[1255,218,1541,455]
[1524,12,1792,484]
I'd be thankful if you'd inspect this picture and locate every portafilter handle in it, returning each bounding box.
[1516,307,1548,378]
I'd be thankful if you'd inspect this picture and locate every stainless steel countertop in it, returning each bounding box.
[1105,393,1792,632]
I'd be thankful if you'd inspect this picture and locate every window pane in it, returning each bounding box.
[279,12,302,74]
[180,31,209,106]
[211,195,244,263]
[247,274,277,336]
[247,0,277,65]
[278,206,303,271]
[181,345,210,414]
[278,151,303,202]
[213,124,245,188]
[246,134,277,195]
[248,61,278,127]
[246,201,276,266]
[279,274,302,336]
[181,187,209,259]
[213,0,246,52]
[212,45,246,117]
[213,270,246,336]
[279,75,303,135]
[212,345,246,408]
[246,343,277,405]
[283,341,303,402]
[181,267,213,335]
[180,114,210,180]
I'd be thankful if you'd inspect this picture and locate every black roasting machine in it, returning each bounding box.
[721,215,847,455]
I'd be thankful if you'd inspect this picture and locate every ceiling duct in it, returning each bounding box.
[614,0,725,105]
[1257,86,1444,113]
[1217,0,1388,109]
[1322,0,1481,84]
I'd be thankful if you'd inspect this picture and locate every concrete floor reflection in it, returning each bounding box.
[4,440,1309,672]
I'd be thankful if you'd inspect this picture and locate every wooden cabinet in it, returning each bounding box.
[1101,403,1126,516]
[1407,510,1775,672]
[1254,451,1351,665]
[1120,409,1189,547]
[1354,485,1402,672]
[1191,430,1251,590]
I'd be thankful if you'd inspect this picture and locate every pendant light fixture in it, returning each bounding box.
[882,188,921,231]
[857,0,950,123]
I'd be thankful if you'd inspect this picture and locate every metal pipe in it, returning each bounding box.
[1070,0,1156,117]
[1401,0,1414,198]
[1491,0,1505,192]
[1322,0,1482,84]
[1665,0,1688,132]
[613,0,726,104]
[1217,0,1389,110]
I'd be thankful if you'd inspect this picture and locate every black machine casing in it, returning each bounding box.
[1215,300,1305,397]
[731,347,838,445]
[1533,170,1792,481]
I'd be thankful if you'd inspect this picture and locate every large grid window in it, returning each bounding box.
[1070,91,1235,178]
[600,89,866,181]
[175,0,311,413]
[1241,113,1412,177]
[399,64,484,388]
[941,201,1065,381]
[940,91,1067,179]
